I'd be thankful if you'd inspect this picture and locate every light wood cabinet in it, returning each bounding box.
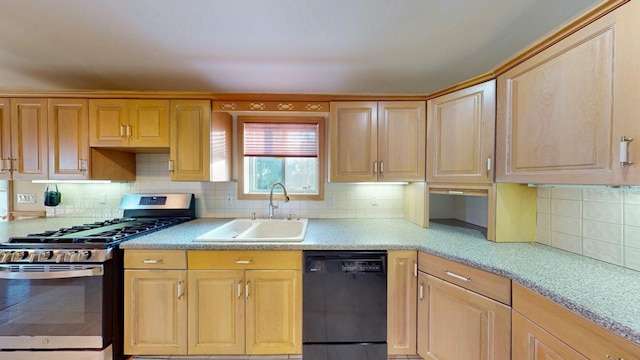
[48,99,90,180]
[496,1,640,184]
[387,250,417,355]
[187,250,302,355]
[512,283,640,360]
[329,101,425,182]
[7,98,48,180]
[417,252,511,360]
[427,80,495,183]
[170,100,232,182]
[124,250,188,355]
[0,99,10,180]
[89,99,170,148]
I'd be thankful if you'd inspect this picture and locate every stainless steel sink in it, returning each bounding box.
[194,218,308,242]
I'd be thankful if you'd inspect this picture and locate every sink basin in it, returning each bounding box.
[194,218,309,242]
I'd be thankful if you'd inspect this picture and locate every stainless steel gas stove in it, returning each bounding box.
[0,193,196,360]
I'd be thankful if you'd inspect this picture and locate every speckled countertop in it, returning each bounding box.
[2,217,639,347]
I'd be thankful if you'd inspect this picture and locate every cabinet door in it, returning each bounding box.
[124,270,187,355]
[418,274,510,360]
[10,98,48,180]
[378,101,426,182]
[48,99,89,180]
[329,101,378,182]
[387,250,417,355]
[512,311,587,360]
[129,100,170,147]
[188,270,245,355]
[427,81,495,183]
[170,100,211,181]
[417,271,429,358]
[89,99,128,147]
[245,270,302,355]
[0,99,10,180]
[496,8,624,184]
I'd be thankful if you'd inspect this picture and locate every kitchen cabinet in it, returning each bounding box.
[496,1,640,184]
[188,250,302,355]
[89,99,170,148]
[512,283,640,360]
[387,250,417,355]
[48,99,89,180]
[171,100,231,181]
[0,99,10,180]
[417,252,511,360]
[124,250,188,355]
[329,101,425,182]
[1,98,49,180]
[427,80,495,183]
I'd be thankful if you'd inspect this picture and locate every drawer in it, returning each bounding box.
[188,250,302,270]
[124,250,187,269]
[418,251,511,305]
[513,283,640,360]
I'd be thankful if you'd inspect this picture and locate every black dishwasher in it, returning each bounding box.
[303,250,387,360]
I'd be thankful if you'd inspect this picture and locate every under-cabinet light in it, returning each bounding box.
[31,180,112,184]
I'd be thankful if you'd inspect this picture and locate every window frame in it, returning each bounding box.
[237,116,325,201]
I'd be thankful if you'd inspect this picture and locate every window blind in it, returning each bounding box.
[244,122,319,157]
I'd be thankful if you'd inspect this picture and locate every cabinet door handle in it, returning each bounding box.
[1,158,8,172]
[380,161,384,174]
[620,136,633,167]
[245,281,250,299]
[447,190,465,195]
[419,282,424,300]
[445,270,471,282]
[413,262,418,278]
[142,259,163,264]
[126,125,132,138]
[79,159,87,172]
[235,259,253,264]
[373,161,378,174]
[486,157,492,174]
[177,280,184,300]
[237,280,242,298]
[168,160,174,172]
[120,125,126,138]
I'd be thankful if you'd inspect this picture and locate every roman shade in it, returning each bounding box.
[243,122,319,157]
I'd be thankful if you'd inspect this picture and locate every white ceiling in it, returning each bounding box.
[0,0,600,95]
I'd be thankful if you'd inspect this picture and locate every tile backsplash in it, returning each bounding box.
[537,186,640,271]
[15,154,404,220]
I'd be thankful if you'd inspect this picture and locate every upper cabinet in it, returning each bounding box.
[89,99,170,148]
[496,1,640,184]
[0,99,10,180]
[329,101,426,182]
[48,99,90,180]
[427,80,495,183]
[170,100,232,182]
[8,98,49,180]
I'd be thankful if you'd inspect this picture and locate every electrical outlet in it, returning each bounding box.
[17,193,36,204]
[371,196,378,206]
[98,193,107,204]
[327,194,336,205]
[226,194,233,204]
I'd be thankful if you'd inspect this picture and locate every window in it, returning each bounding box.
[238,116,325,200]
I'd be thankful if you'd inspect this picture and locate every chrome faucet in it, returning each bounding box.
[268,182,290,219]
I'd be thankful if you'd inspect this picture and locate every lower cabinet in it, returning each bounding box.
[417,252,511,360]
[123,250,301,356]
[187,250,302,356]
[512,283,640,360]
[124,250,188,355]
[387,250,418,355]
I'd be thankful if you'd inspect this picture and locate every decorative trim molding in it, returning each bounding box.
[212,101,330,112]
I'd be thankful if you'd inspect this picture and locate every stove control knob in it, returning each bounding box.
[77,251,90,261]
[38,251,53,262]
[55,252,65,263]
[0,252,10,263]
[69,252,80,262]
[28,252,38,263]
[11,251,26,262]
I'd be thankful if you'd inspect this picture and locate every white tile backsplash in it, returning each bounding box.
[538,187,640,272]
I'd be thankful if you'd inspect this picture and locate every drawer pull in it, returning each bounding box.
[142,259,163,264]
[447,190,465,195]
[605,355,624,360]
[236,259,253,264]
[445,270,471,282]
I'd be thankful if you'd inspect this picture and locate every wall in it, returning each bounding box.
[13,153,405,220]
[537,187,640,272]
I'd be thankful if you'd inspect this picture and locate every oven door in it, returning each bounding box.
[0,262,112,350]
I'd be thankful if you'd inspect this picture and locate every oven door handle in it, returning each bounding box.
[0,266,103,280]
